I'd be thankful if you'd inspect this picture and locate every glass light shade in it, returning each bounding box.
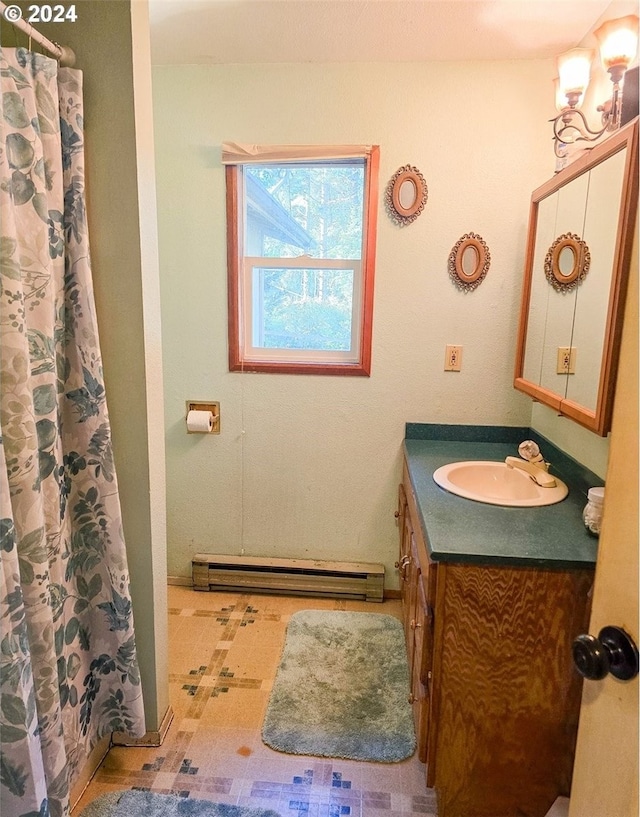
[553,78,566,112]
[594,15,639,71]
[557,48,594,103]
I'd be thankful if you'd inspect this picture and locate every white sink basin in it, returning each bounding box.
[432,461,568,507]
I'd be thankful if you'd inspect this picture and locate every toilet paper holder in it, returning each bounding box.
[186,401,220,434]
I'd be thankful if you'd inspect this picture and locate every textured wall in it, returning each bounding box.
[151,59,588,585]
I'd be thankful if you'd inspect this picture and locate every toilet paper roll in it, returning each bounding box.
[187,409,214,433]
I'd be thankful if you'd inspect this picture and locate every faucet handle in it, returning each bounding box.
[518,440,542,462]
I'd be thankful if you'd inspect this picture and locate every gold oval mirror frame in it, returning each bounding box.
[544,232,591,292]
[385,165,428,225]
[448,233,491,292]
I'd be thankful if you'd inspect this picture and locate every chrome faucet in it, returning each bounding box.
[505,440,557,488]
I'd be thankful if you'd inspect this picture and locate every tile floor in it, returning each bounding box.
[73,586,437,817]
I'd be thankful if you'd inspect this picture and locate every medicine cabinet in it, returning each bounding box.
[514,119,638,436]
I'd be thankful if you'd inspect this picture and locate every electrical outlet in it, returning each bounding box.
[556,346,577,374]
[445,345,463,372]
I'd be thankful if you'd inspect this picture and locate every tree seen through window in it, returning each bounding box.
[246,163,364,352]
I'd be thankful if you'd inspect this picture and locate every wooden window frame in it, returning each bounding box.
[226,147,379,376]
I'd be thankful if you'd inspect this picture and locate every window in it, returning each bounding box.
[224,144,379,375]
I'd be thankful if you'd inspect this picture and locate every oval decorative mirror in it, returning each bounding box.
[544,232,591,292]
[514,119,638,436]
[448,233,491,292]
[385,165,427,225]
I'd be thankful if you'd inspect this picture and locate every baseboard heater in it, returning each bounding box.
[192,554,384,602]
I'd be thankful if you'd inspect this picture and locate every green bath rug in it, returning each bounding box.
[262,609,416,762]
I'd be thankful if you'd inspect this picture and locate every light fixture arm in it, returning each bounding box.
[597,79,623,131]
[550,108,608,157]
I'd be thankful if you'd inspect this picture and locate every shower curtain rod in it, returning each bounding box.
[0,1,76,65]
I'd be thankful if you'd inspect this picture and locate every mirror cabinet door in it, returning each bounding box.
[523,173,589,402]
[544,170,588,400]
[515,119,638,435]
[567,149,627,410]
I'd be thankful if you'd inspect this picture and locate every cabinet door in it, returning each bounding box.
[396,483,411,592]
[397,483,417,654]
[411,569,432,763]
[396,484,416,643]
[416,575,434,691]
[401,528,419,656]
[432,563,593,817]
[396,483,407,547]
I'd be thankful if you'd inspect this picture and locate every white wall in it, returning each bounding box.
[531,404,610,478]
[152,59,563,587]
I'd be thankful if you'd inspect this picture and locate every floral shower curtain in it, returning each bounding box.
[0,48,146,817]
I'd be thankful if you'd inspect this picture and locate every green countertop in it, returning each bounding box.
[404,435,599,569]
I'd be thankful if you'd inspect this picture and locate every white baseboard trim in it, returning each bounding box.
[112,705,174,747]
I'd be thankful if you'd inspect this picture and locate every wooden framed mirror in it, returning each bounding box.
[448,233,491,292]
[514,119,638,436]
[385,165,427,225]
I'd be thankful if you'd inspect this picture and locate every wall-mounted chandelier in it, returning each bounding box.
[552,14,639,158]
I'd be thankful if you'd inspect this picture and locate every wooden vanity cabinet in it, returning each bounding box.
[396,483,416,653]
[396,482,436,763]
[397,461,594,817]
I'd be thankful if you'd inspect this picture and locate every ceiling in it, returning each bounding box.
[148,0,616,65]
